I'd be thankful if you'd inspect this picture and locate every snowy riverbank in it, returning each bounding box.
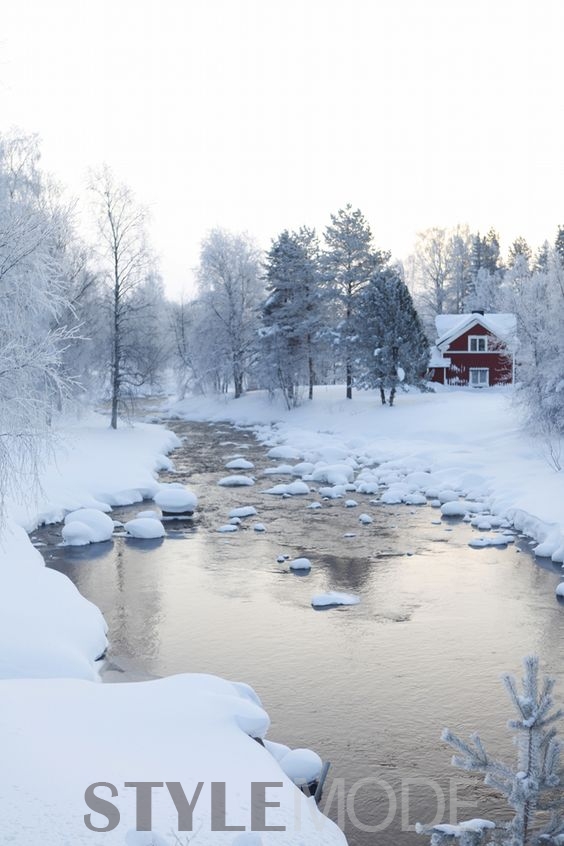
[1,411,347,845]
[169,385,564,573]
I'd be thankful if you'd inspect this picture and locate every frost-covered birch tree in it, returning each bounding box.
[196,229,263,398]
[90,166,159,428]
[0,132,78,510]
[417,656,564,846]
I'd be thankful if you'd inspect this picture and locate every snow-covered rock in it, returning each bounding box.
[345,499,358,508]
[358,513,373,524]
[229,505,258,518]
[263,464,294,475]
[124,518,165,539]
[153,485,198,513]
[61,521,94,546]
[265,480,310,496]
[311,463,355,485]
[307,501,322,509]
[136,509,159,519]
[218,475,255,487]
[556,583,564,597]
[311,592,360,607]
[225,458,254,470]
[286,480,310,495]
[217,524,239,533]
[441,501,468,517]
[289,557,312,571]
[267,445,302,460]
[63,508,114,543]
[279,748,323,784]
[253,523,266,532]
[438,488,459,504]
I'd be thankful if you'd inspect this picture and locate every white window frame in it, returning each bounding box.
[468,335,488,352]
[469,367,489,387]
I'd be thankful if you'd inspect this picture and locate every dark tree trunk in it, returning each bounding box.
[346,362,352,399]
[380,388,387,405]
[389,386,396,407]
[308,334,314,401]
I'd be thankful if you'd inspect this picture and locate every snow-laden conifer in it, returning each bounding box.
[259,228,322,407]
[417,656,564,846]
[355,264,429,405]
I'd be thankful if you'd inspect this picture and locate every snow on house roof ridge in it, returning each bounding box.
[435,312,517,348]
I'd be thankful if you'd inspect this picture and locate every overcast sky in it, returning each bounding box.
[1,0,563,296]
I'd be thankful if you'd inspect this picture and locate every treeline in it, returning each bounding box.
[173,207,428,409]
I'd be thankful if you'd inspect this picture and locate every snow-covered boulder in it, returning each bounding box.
[311,464,355,485]
[217,524,238,533]
[358,513,373,524]
[279,748,323,785]
[63,508,114,543]
[225,458,255,470]
[345,499,358,508]
[218,475,255,487]
[311,592,360,607]
[438,488,460,504]
[229,505,258,518]
[286,480,310,496]
[307,501,322,509]
[253,523,266,532]
[291,461,315,477]
[556,583,564,598]
[289,557,312,571]
[267,445,302,460]
[124,518,165,539]
[441,501,468,517]
[154,485,198,514]
[263,464,294,476]
[61,521,94,546]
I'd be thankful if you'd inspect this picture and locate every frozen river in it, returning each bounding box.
[38,419,564,846]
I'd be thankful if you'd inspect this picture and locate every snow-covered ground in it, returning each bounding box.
[2,413,180,681]
[169,385,564,572]
[1,411,346,845]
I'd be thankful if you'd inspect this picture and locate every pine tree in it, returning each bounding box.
[417,656,564,846]
[259,230,321,408]
[322,205,383,399]
[355,265,429,406]
[554,226,564,264]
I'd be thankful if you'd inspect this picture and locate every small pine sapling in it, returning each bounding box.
[417,656,564,846]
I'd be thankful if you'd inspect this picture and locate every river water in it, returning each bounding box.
[36,419,564,846]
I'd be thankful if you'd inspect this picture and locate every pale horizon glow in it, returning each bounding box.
[1,0,563,297]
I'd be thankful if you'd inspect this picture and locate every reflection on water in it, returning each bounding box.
[37,421,564,846]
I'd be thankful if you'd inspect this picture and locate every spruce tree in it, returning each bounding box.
[260,230,321,408]
[355,265,429,406]
[322,205,383,399]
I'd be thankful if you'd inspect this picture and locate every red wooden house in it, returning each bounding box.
[428,311,517,387]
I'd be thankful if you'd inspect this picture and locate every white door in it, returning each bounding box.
[469,368,489,387]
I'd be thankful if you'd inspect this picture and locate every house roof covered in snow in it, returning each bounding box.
[435,312,517,350]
